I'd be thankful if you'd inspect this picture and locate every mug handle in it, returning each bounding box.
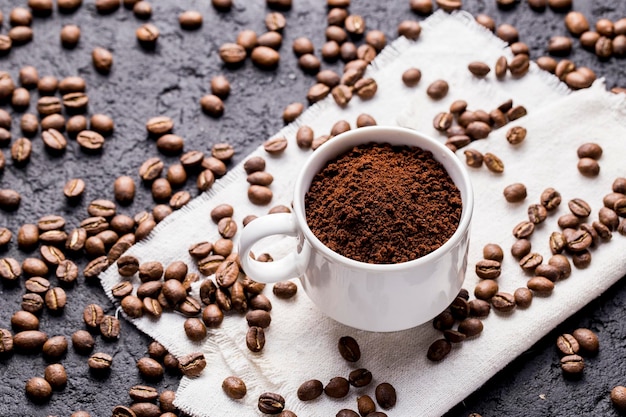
[238,213,311,283]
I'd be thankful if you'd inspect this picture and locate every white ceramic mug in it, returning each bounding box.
[239,126,474,332]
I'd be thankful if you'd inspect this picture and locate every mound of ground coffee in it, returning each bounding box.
[305,142,462,264]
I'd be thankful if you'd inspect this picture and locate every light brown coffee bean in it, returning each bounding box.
[541,187,561,211]
[223,376,247,400]
[484,153,504,173]
[491,292,516,312]
[502,183,527,203]
[572,328,599,354]
[426,79,449,99]
[514,287,533,308]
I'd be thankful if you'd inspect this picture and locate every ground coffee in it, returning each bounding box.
[305,142,462,264]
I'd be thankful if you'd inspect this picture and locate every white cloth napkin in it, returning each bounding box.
[99,11,626,417]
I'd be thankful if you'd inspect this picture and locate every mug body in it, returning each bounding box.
[292,126,474,332]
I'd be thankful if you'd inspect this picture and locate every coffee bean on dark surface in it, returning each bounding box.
[557,333,580,355]
[137,357,164,379]
[560,354,584,375]
[306,143,461,263]
[26,376,52,402]
[72,330,94,354]
[223,376,247,400]
[572,328,599,354]
[44,363,67,389]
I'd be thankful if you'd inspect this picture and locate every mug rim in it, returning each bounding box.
[293,125,474,272]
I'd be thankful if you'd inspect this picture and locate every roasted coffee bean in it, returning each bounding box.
[612,386,626,413]
[202,304,224,328]
[373,382,396,410]
[137,357,164,379]
[11,310,39,332]
[432,310,455,330]
[25,376,52,402]
[578,158,600,176]
[484,152,504,173]
[162,279,186,305]
[537,188,561,212]
[474,279,498,301]
[528,204,548,224]
[92,47,113,73]
[463,149,483,168]
[506,126,526,145]
[258,392,285,414]
[246,326,265,352]
[527,276,555,295]
[128,385,159,403]
[513,221,534,239]
[401,67,422,88]
[503,183,526,203]
[176,296,202,317]
[120,295,142,318]
[491,292,516,312]
[111,281,134,299]
[325,376,350,398]
[279,102,304,125]
[520,255,544,276]
[356,395,377,417]
[0,328,14,354]
[572,328,599,354]
[247,171,273,186]
[99,315,120,340]
[558,214,580,229]
[0,257,22,281]
[560,354,584,375]
[557,333,580,355]
[482,243,504,262]
[475,259,501,279]
[41,335,68,362]
[65,228,88,251]
[297,379,323,401]
[427,338,451,361]
[71,329,94,354]
[426,79,449,100]
[88,352,113,371]
[184,318,207,341]
[243,157,266,176]
[25,276,50,294]
[535,264,561,282]
[44,287,67,312]
[272,280,297,299]
[22,293,44,314]
[178,351,206,377]
[222,376,247,400]
[572,249,592,269]
[453,319,480,339]
[336,335,362,362]
[10,138,32,166]
[548,254,571,279]
[598,207,619,231]
[569,198,592,218]
[468,61,490,77]
[469,299,491,318]
[81,304,104,330]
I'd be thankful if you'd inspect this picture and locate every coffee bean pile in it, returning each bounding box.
[220,335,398,417]
[428,173,626,362]
[556,328,599,378]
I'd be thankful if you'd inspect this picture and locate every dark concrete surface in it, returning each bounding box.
[0,0,625,416]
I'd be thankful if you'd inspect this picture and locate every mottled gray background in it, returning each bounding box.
[0,0,625,416]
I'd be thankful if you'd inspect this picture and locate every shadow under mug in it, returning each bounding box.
[239,126,474,332]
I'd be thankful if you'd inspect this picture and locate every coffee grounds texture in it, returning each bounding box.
[0,0,625,416]
[305,143,462,264]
